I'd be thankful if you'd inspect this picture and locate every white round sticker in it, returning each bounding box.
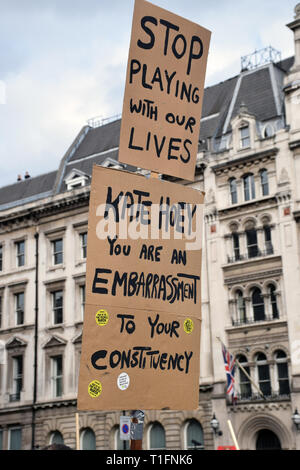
[117,372,130,391]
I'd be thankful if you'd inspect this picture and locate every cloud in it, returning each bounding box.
[0,0,297,187]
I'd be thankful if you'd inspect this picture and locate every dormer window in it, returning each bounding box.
[64,169,89,191]
[240,125,250,149]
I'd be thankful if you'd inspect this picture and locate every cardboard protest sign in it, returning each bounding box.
[77,165,204,410]
[118,0,211,181]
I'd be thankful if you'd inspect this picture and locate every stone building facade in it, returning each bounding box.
[0,3,300,451]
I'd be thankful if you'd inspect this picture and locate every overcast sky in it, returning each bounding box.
[0,0,297,188]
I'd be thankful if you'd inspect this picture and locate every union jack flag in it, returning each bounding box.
[222,342,237,404]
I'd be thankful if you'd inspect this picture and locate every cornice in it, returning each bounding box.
[211,148,278,175]
[0,191,90,231]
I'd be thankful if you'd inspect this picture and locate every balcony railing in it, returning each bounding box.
[227,245,274,264]
[234,391,290,403]
[231,313,279,326]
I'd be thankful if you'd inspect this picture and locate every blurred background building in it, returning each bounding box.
[0,3,300,451]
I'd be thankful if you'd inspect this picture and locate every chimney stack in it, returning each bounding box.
[17,174,22,182]
[24,171,30,179]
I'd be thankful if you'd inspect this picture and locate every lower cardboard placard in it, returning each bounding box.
[77,304,201,410]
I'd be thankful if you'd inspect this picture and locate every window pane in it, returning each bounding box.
[15,292,24,325]
[9,428,22,450]
[81,233,87,258]
[261,170,269,196]
[82,429,96,450]
[16,241,25,267]
[230,179,237,204]
[150,423,165,449]
[51,431,64,444]
[240,126,250,148]
[52,356,63,397]
[232,233,240,260]
[52,239,63,265]
[246,229,258,258]
[53,291,63,324]
[252,288,265,321]
[187,420,203,449]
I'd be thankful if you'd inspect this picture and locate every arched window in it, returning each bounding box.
[256,429,281,450]
[243,173,255,201]
[236,290,246,323]
[274,350,290,396]
[81,428,96,450]
[252,288,265,321]
[229,178,238,204]
[232,232,240,261]
[255,353,271,396]
[268,284,279,319]
[246,227,258,258]
[263,224,273,254]
[149,422,166,450]
[260,169,269,196]
[236,354,251,398]
[185,419,204,450]
[50,431,64,445]
[115,427,130,450]
[263,124,275,139]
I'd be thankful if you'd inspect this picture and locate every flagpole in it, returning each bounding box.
[227,420,240,450]
[216,336,266,401]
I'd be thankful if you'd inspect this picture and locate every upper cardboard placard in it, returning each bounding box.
[118,0,211,181]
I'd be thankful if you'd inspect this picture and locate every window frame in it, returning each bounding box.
[251,287,265,321]
[15,240,25,267]
[260,169,269,196]
[240,125,250,149]
[52,238,63,266]
[229,178,238,205]
[52,290,63,325]
[243,173,256,201]
[14,292,24,326]
[51,355,63,398]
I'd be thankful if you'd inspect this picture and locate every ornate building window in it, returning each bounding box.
[246,226,258,258]
[263,224,273,255]
[243,173,255,201]
[236,354,252,398]
[148,422,166,450]
[274,350,290,396]
[232,232,240,261]
[50,430,64,445]
[81,428,96,450]
[229,177,238,204]
[52,290,63,325]
[14,292,24,326]
[15,240,25,267]
[12,355,23,401]
[52,238,63,265]
[51,355,63,398]
[236,290,246,323]
[251,287,265,321]
[260,169,269,196]
[255,353,271,396]
[8,427,22,450]
[268,284,279,319]
[185,419,204,450]
[240,125,250,149]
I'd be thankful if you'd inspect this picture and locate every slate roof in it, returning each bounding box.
[0,56,294,210]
